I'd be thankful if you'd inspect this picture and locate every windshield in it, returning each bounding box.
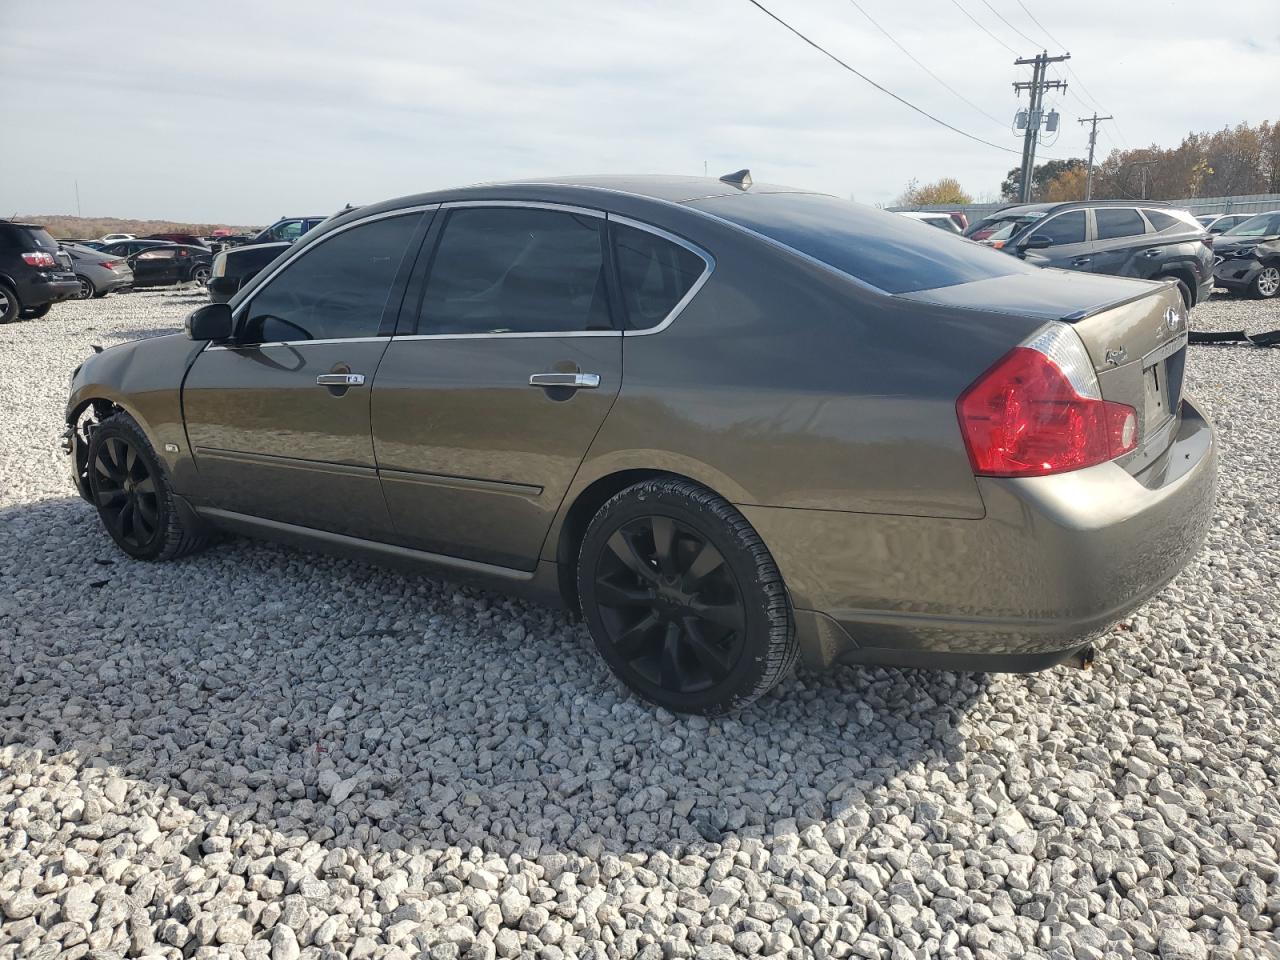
[1221,212,1280,237]
[692,192,1037,294]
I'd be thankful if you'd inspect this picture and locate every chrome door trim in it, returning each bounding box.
[391,330,621,342]
[608,213,716,336]
[193,447,378,478]
[438,199,606,218]
[379,468,544,498]
[206,336,390,351]
[529,372,601,389]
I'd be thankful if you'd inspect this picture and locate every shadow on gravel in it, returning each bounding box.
[0,496,990,860]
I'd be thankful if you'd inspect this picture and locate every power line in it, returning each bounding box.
[978,0,1040,48]
[1012,0,1067,51]
[742,0,1025,155]
[949,0,1017,54]
[845,0,1008,128]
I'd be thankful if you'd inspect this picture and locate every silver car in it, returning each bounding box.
[61,243,134,299]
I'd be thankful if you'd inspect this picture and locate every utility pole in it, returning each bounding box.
[1013,51,1069,203]
[1077,113,1113,200]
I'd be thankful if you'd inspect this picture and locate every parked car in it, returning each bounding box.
[897,211,964,234]
[99,239,171,258]
[967,201,1214,307]
[251,216,329,245]
[63,175,1216,714]
[60,243,134,299]
[1212,210,1280,299]
[100,233,136,243]
[144,233,210,248]
[0,219,80,322]
[1196,213,1252,235]
[207,241,290,303]
[127,244,213,288]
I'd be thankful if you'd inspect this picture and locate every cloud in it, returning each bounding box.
[0,0,1274,221]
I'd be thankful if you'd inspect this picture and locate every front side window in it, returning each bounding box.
[1222,213,1280,237]
[418,206,611,335]
[1094,208,1147,240]
[241,214,418,343]
[612,223,706,330]
[271,220,305,242]
[1027,210,1086,246]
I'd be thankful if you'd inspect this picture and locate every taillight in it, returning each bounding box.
[21,251,57,268]
[103,260,123,269]
[957,322,1138,478]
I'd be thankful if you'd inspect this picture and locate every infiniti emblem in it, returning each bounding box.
[1162,306,1182,335]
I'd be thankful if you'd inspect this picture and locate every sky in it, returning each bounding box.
[1,0,1276,224]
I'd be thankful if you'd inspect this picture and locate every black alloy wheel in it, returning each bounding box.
[578,478,797,715]
[91,435,161,552]
[593,514,745,695]
[77,275,95,299]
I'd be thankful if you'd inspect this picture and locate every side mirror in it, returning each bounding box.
[1021,235,1053,250]
[186,302,234,342]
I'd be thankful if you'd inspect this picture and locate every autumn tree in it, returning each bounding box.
[999,159,1087,202]
[1043,166,1088,201]
[896,177,973,207]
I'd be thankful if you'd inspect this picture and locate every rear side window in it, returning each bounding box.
[242,213,418,343]
[612,222,707,330]
[1143,210,1180,231]
[1095,208,1147,240]
[418,206,611,335]
[691,192,1036,294]
[1027,211,1086,246]
[1,226,58,251]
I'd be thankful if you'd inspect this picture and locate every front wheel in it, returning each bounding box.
[19,303,51,320]
[577,478,797,715]
[1250,264,1280,299]
[86,412,210,561]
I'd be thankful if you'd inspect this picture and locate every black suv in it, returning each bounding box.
[965,201,1215,307]
[0,220,80,322]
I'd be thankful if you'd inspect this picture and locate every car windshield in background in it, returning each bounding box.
[1221,213,1280,237]
[693,192,1036,294]
[982,215,1042,243]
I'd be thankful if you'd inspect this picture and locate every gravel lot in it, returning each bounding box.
[2,289,1279,960]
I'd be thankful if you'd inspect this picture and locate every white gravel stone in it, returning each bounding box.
[0,290,1278,958]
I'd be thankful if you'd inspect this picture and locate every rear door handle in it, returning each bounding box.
[1142,249,1162,258]
[1071,257,1092,266]
[529,372,600,389]
[316,373,366,386]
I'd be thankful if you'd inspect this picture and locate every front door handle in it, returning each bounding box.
[529,372,600,389]
[1142,249,1162,258]
[1071,257,1092,266]
[316,373,366,387]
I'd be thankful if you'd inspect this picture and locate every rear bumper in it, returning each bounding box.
[746,396,1217,671]
[16,274,80,307]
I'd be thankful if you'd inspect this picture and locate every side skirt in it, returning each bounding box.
[193,506,565,607]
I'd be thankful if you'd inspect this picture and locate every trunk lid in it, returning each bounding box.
[900,271,1188,472]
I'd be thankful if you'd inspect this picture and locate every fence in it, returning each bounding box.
[889,193,1280,220]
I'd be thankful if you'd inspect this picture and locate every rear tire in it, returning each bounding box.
[1170,278,1192,309]
[0,284,20,324]
[1250,264,1280,299]
[87,412,211,561]
[19,303,51,320]
[76,275,96,300]
[577,478,797,715]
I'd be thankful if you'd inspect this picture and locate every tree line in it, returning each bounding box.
[896,118,1280,207]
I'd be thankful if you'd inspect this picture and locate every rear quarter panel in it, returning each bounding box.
[564,224,1049,537]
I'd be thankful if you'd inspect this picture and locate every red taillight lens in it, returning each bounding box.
[103,260,122,269]
[21,251,57,268]
[957,342,1138,478]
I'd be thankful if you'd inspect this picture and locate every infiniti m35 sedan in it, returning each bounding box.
[64,174,1217,714]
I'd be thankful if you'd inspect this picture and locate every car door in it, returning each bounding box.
[182,208,429,538]
[130,247,181,285]
[370,202,623,570]
[1018,210,1090,270]
[1087,207,1151,278]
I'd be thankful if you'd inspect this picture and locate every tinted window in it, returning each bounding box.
[612,223,706,330]
[419,207,611,335]
[1028,210,1086,246]
[272,221,305,242]
[1143,210,1180,231]
[1095,208,1147,240]
[1222,213,1280,237]
[693,193,1035,294]
[243,213,418,343]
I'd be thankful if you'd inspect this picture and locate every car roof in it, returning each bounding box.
[988,199,1171,218]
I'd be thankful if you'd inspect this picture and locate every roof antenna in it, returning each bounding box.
[719,169,752,190]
